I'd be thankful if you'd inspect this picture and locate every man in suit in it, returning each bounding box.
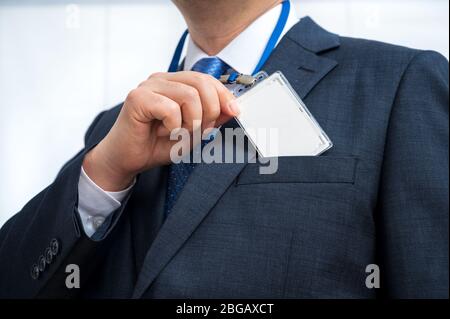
[0,0,448,298]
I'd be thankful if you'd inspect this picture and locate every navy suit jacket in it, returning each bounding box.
[0,17,448,299]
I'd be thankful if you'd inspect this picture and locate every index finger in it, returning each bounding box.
[150,71,238,117]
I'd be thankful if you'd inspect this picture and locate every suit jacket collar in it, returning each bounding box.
[287,16,340,54]
[132,16,341,298]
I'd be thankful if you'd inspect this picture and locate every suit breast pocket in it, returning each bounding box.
[236,156,358,185]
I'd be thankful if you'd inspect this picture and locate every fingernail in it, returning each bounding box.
[205,121,215,129]
[172,127,183,135]
[202,127,215,139]
[228,100,240,116]
[192,120,202,132]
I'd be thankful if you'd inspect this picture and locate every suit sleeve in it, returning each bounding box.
[0,110,126,298]
[377,51,449,298]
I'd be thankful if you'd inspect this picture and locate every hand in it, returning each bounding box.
[82,71,239,191]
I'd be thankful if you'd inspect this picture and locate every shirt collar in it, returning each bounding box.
[184,3,299,74]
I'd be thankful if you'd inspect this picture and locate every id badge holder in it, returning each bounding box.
[226,71,333,158]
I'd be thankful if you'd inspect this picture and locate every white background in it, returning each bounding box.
[0,0,449,227]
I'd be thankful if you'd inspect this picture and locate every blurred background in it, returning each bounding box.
[0,0,449,227]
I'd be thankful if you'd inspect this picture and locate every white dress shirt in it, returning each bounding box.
[78,4,299,237]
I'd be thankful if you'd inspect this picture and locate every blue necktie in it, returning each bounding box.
[164,57,230,217]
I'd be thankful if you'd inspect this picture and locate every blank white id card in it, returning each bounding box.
[235,71,333,158]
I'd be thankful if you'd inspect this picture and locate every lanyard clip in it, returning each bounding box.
[220,72,256,86]
[224,71,269,97]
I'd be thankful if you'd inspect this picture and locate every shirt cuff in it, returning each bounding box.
[77,166,135,237]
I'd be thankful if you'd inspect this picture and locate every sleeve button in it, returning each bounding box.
[30,264,40,280]
[50,238,60,256]
[38,255,46,272]
[44,247,53,264]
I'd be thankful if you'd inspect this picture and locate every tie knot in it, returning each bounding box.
[191,57,230,79]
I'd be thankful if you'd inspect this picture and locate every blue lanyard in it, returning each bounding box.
[168,0,291,75]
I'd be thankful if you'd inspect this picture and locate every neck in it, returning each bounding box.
[174,0,283,56]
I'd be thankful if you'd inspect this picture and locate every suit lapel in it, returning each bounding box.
[132,162,248,298]
[264,16,340,100]
[132,16,340,298]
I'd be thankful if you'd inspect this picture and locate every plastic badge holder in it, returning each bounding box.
[233,71,333,158]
